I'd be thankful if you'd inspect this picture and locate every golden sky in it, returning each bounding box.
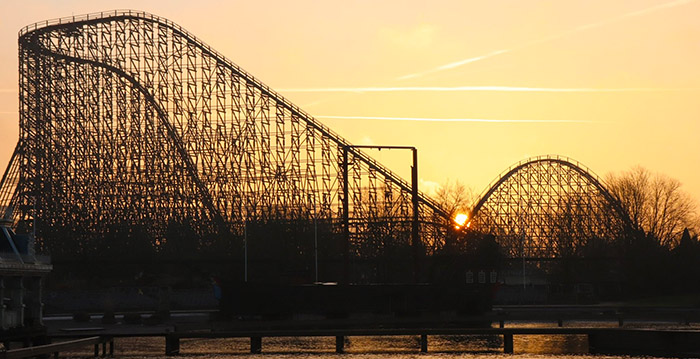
[1,0,699,204]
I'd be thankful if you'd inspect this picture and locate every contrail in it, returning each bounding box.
[398,50,508,80]
[316,115,602,124]
[397,0,696,80]
[280,86,698,93]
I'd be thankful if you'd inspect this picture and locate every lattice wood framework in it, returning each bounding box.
[0,11,449,281]
[471,156,629,259]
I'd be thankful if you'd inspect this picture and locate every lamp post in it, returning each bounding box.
[341,145,420,283]
[244,218,248,282]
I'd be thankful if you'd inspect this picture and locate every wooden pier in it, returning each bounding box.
[45,326,700,357]
[0,336,112,359]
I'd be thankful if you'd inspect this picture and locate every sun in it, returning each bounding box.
[454,213,469,226]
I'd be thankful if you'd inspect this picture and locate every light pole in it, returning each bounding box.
[309,193,319,283]
[244,218,248,282]
[342,145,420,283]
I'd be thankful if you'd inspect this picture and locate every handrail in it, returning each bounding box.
[1,336,108,359]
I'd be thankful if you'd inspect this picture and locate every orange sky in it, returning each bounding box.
[1,0,699,206]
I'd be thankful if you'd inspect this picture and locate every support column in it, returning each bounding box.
[420,334,428,353]
[342,147,349,285]
[411,148,420,282]
[250,336,262,354]
[165,334,180,356]
[335,335,345,353]
[503,334,513,354]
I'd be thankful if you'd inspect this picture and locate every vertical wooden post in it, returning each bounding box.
[499,320,505,328]
[94,344,99,357]
[335,336,345,353]
[587,333,596,354]
[109,339,114,357]
[557,319,563,327]
[411,148,420,283]
[165,334,180,356]
[342,147,349,284]
[420,334,428,353]
[503,334,513,354]
[250,337,262,354]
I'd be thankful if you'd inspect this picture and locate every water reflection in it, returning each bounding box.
[57,320,685,358]
[58,335,603,357]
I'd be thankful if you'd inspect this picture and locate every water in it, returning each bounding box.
[56,320,700,358]
[57,332,645,358]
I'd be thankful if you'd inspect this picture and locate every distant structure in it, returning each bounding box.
[0,219,51,338]
[471,156,630,259]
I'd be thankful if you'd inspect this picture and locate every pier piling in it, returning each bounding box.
[335,336,345,353]
[250,336,262,354]
[165,334,180,356]
[503,334,513,354]
[420,334,428,352]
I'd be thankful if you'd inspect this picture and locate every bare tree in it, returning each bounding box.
[434,179,477,222]
[606,166,698,247]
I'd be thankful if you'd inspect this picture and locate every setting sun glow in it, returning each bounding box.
[454,213,469,226]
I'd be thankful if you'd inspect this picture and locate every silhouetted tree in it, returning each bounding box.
[434,179,476,222]
[607,167,698,247]
[670,228,700,292]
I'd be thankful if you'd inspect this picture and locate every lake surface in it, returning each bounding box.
[61,320,697,359]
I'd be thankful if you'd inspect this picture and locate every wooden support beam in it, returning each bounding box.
[420,334,428,353]
[250,337,262,354]
[503,334,513,354]
[335,336,344,353]
[165,335,180,356]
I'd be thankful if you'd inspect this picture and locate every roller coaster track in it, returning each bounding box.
[470,155,632,258]
[1,10,449,283]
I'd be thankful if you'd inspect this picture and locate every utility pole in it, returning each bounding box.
[342,147,349,285]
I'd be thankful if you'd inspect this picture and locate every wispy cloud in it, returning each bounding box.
[280,86,698,93]
[396,0,696,80]
[316,115,602,124]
